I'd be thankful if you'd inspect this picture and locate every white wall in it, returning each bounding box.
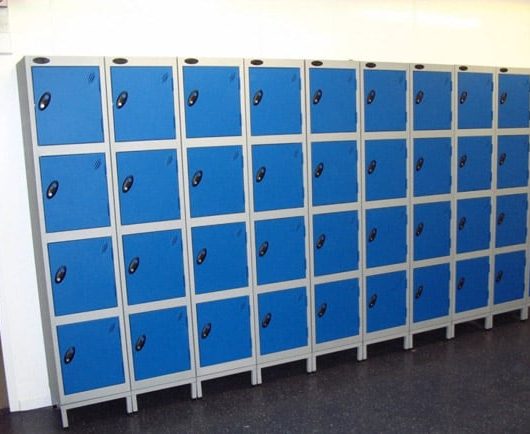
[1,0,530,411]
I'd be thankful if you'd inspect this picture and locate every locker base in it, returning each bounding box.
[409,320,454,348]
[195,366,257,399]
[58,392,132,429]
[364,329,409,359]
[491,300,528,322]
[129,378,197,412]
[256,353,314,385]
[312,341,365,369]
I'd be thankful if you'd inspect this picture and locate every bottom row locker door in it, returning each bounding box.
[57,317,125,395]
[494,251,526,304]
[413,264,450,323]
[455,257,490,313]
[129,307,191,381]
[315,279,359,344]
[258,287,308,355]
[366,271,407,333]
[196,296,252,367]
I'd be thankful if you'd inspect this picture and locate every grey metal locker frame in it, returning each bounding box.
[360,61,412,356]
[244,58,314,381]
[304,59,364,367]
[408,63,456,346]
[453,65,497,331]
[104,56,198,410]
[17,56,133,428]
[177,57,258,397]
[492,66,530,321]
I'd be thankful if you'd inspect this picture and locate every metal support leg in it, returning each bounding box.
[190,382,198,399]
[60,407,69,429]
[404,334,413,350]
[520,307,528,321]
[251,368,259,386]
[485,315,493,330]
[357,345,367,361]
[196,380,203,399]
[446,324,455,340]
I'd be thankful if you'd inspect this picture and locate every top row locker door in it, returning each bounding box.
[363,66,407,132]
[457,71,493,129]
[249,66,302,136]
[498,73,530,129]
[309,66,357,134]
[32,65,105,146]
[182,65,242,138]
[413,70,452,131]
[110,65,176,142]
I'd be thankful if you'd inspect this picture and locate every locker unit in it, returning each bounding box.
[106,57,196,413]
[409,64,454,342]
[246,58,312,378]
[494,68,530,318]
[18,55,530,427]
[306,60,363,365]
[18,56,131,428]
[179,57,256,396]
[361,62,410,353]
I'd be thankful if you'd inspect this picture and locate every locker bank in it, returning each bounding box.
[15,54,530,428]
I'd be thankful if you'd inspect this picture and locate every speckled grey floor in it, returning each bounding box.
[2,313,530,433]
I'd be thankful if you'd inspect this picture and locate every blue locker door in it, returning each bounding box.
[129,307,190,381]
[48,237,116,316]
[457,198,491,253]
[414,202,451,260]
[311,141,357,206]
[192,223,248,294]
[122,230,186,305]
[366,206,407,268]
[363,69,407,132]
[366,271,407,333]
[496,194,528,247]
[258,287,307,355]
[455,257,490,313]
[413,71,452,131]
[57,317,125,395]
[365,139,407,201]
[183,66,242,138]
[39,153,110,232]
[111,66,176,142]
[187,146,245,217]
[117,150,180,225]
[252,143,303,211]
[413,137,451,196]
[255,217,306,285]
[32,66,104,145]
[494,251,526,304]
[457,72,493,129]
[313,211,358,276]
[315,279,359,343]
[497,135,529,189]
[249,67,302,136]
[457,136,492,192]
[413,264,450,323]
[498,74,530,128]
[309,68,357,133]
[196,296,252,367]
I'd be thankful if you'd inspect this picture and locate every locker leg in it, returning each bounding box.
[126,395,137,413]
[256,368,263,385]
[60,407,69,429]
[403,334,413,350]
[484,315,493,330]
[251,368,259,386]
[445,324,455,340]
[305,356,316,373]
[190,382,198,399]
[357,345,367,361]
[520,307,528,321]
[196,380,203,399]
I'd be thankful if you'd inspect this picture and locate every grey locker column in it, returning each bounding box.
[453,65,496,332]
[104,56,197,412]
[17,56,132,428]
[492,67,530,320]
[305,60,364,368]
[408,63,455,346]
[244,58,313,383]
[177,57,257,398]
[360,61,411,357]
